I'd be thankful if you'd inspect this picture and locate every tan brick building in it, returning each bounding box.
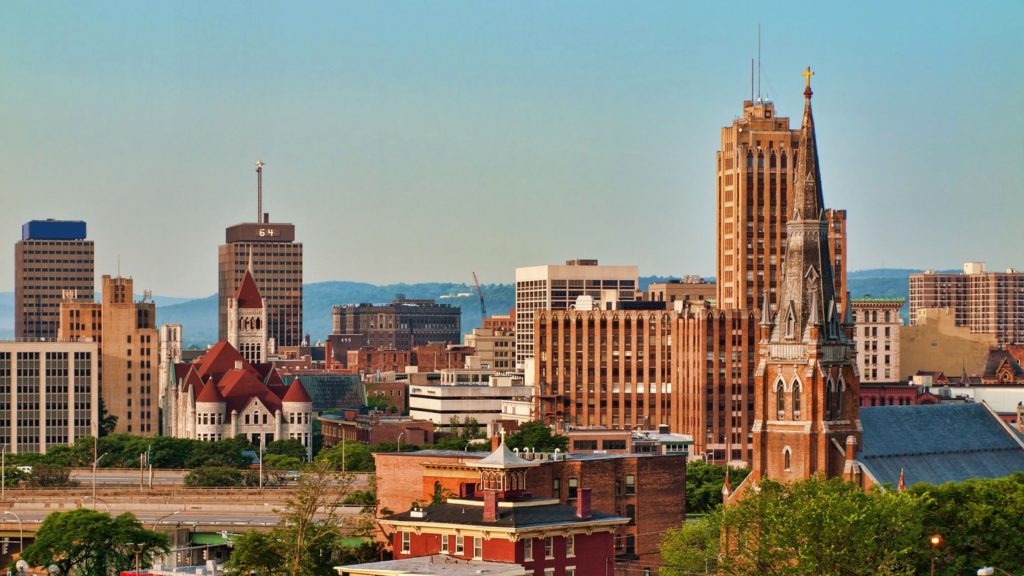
[851,298,904,382]
[15,220,94,341]
[644,277,715,308]
[58,275,159,435]
[464,327,515,371]
[909,262,1024,345]
[715,99,847,315]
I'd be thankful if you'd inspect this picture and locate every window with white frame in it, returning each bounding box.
[441,534,449,554]
[566,534,575,557]
[401,531,410,554]
[473,537,483,560]
[567,568,576,576]
[456,535,465,555]
[524,538,533,561]
[544,536,553,559]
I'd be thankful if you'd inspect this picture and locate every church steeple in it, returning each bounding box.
[768,67,843,346]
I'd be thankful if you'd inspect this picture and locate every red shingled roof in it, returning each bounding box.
[195,342,257,382]
[219,369,283,414]
[234,270,263,309]
[282,378,312,403]
[195,378,225,403]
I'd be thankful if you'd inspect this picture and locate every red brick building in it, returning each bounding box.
[347,347,412,374]
[413,344,476,372]
[375,444,686,574]
[343,441,628,576]
[319,411,434,447]
[859,383,939,407]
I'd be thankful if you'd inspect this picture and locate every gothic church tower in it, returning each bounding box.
[227,253,268,364]
[749,69,861,484]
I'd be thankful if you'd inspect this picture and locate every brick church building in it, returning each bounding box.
[728,69,863,500]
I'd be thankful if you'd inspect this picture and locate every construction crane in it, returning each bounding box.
[472,272,487,319]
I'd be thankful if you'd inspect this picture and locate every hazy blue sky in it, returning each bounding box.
[2,1,1022,297]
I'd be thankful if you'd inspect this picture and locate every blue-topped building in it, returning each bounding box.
[21,219,87,241]
[15,219,94,340]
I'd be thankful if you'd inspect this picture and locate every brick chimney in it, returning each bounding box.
[483,489,499,522]
[576,488,592,519]
[491,434,501,451]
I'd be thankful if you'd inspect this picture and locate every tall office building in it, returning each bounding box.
[219,162,303,348]
[0,341,99,454]
[14,220,94,340]
[59,275,159,435]
[909,262,1024,346]
[851,298,904,383]
[331,297,461,350]
[715,99,847,314]
[515,260,639,368]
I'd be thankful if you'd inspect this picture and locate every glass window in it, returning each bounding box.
[545,536,553,558]
[568,477,578,499]
[456,536,464,555]
[473,537,482,560]
[441,534,449,554]
[524,538,533,561]
[566,535,575,557]
[401,531,410,554]
[625,474,636,496]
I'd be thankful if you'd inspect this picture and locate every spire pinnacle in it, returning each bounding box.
[802,66,814,96]
[760,290,773,326]
[247,245,254,274]
[794,66,822,219]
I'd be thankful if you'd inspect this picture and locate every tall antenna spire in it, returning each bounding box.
[256,160,264,223]
[757,23,761,102]
[751,58,755,103]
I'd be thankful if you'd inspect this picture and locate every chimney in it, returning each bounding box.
[576,488,592,519]
[491,435,501,451]
[845,435,857,461]
[234,360,243,370]
[483,490,499,522]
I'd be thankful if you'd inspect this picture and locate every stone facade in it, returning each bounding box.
[168,341,314,457]
[226,264,268,365]
[851,298,903,383]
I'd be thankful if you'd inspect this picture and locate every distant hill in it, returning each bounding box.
[0,270,937,347]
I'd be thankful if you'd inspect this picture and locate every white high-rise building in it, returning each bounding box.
[514,259,638,368]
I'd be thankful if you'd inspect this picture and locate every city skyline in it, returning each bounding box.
[2,1,1022,297]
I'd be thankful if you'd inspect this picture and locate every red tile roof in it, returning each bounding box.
[282,378,312,403]
[219,369,283,414]
[195,378,225,403]
[195,341,258,382]
[234,270,264,309]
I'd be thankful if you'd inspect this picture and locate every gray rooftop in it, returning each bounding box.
[858,403,1024,488]
[337,554,525,576]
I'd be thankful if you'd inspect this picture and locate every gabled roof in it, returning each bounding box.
[218,369,282,414]
[195,341,256,381]
[282,378,312,403]
[234,269,263,309]
[981,349,1024,380]
[858,403,1024,488]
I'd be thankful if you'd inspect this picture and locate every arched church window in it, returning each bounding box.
[825,380,834,420]
[792,381,802,417]
[776,381,785,417]
[783,448,792,471]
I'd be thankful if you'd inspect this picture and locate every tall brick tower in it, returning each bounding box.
[749,69,860,483]
[715,80,847,315]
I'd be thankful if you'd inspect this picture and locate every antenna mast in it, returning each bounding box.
[757,23,762,102]
[256,160,264,223]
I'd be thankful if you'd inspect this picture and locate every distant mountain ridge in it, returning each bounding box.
[0,269,927,345]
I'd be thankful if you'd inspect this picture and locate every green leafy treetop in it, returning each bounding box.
[504,421,568,452]
[22,509,168,576]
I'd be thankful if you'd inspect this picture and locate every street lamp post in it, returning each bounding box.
[151,509,182,531]
[92,451,108,502]
[82,495,111,513]
[929,534,943,576]
[131,543,144,575]
[397,432,405,453]
[2,444,6,503]
[3,511,23,554]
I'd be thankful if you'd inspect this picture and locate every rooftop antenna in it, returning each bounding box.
[256,160,264,223]
[757,23,762,102]
[750,58,754,104]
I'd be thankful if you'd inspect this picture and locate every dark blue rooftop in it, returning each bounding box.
[858,403,1024,488]
[22,220,87,241]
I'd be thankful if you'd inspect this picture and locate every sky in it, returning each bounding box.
[1,1,1022,298]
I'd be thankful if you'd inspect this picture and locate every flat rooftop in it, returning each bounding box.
[337,554,525,576]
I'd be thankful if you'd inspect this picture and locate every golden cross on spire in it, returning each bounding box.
[802,66,815,89]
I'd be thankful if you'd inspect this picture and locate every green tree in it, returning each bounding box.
[22,509,168,576]
[280,460,358,576]
[505,421,568,452]
[685,461,751,514]
[98,396,118,437]
[660,476,925,576]
[25,464,78,488]
[910,472,1024,575]
[223,531,287,576]
[263,453,304,471]
[266,438,309,461]
[184,465,244,487]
